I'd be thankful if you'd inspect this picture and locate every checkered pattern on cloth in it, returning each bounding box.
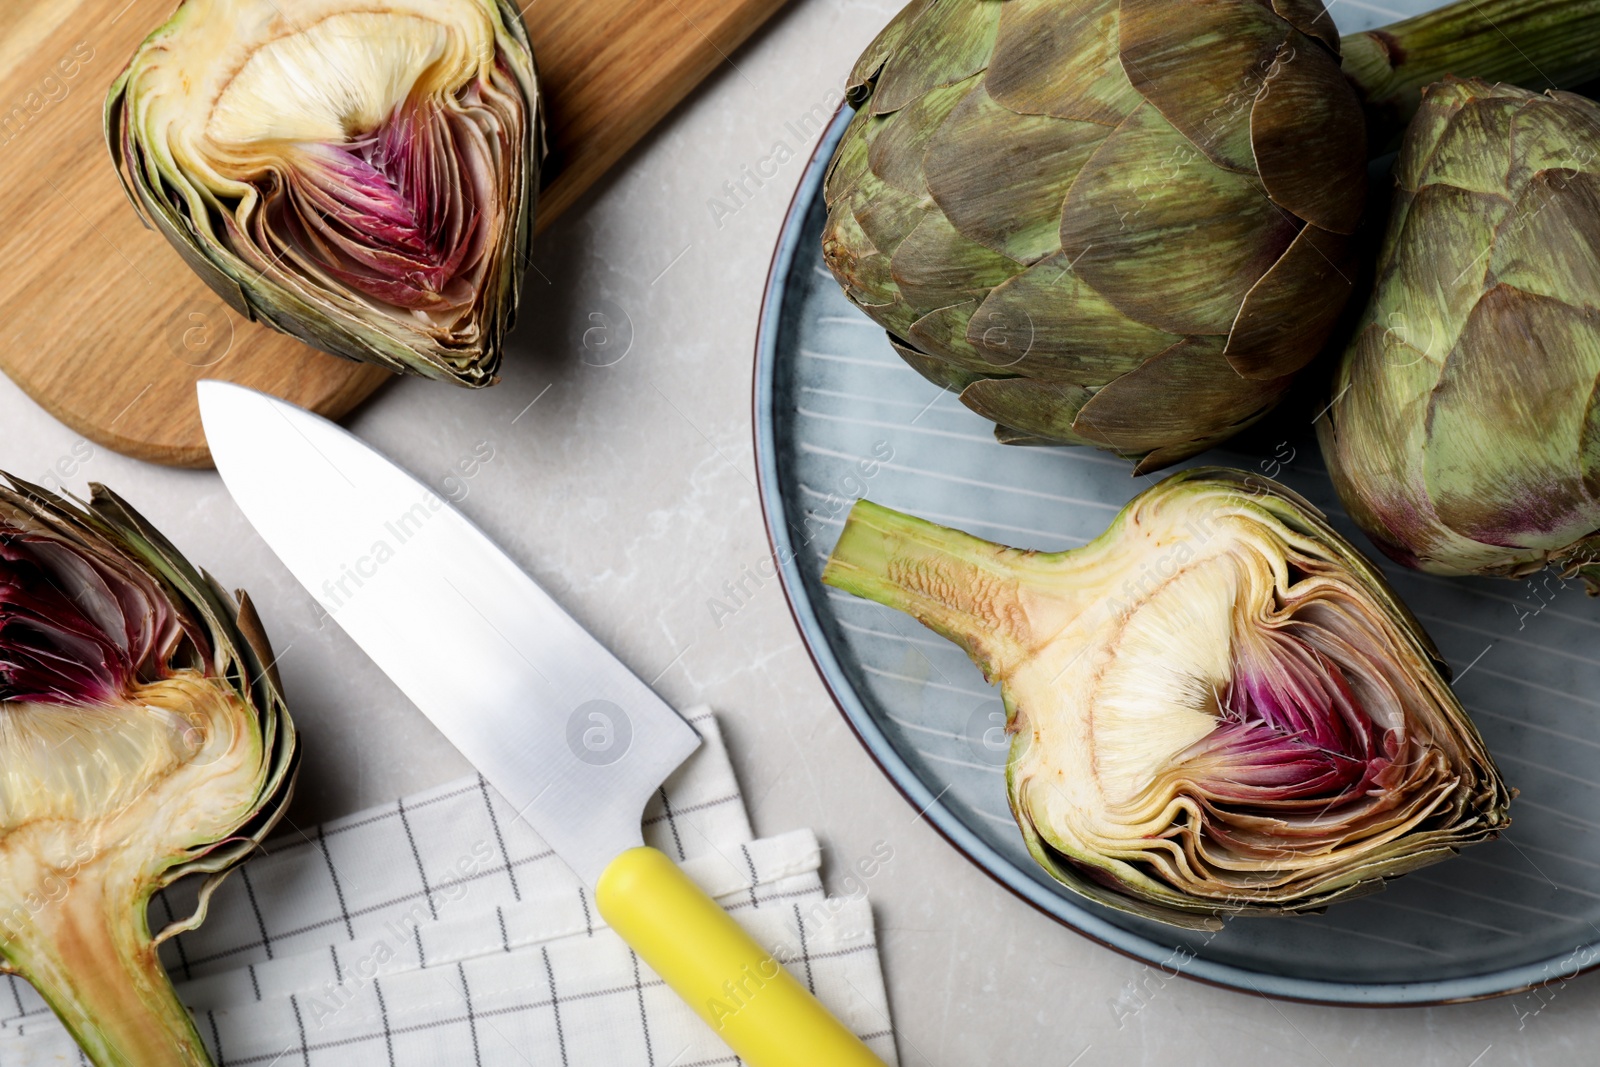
[0,709,899,1066]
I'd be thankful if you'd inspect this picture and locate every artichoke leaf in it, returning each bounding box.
[986,0,1138,126]
[848,0,938,103]
[1060,104,1300,337]
[1418,94,1522,198]
[1072,336,1290,454]
[1489,169,1600,312]
[924,85,1108,265]
[890,210,1025,314]
[966,251,1182,379]
[822,205,909,327]
[854,183,928,265]
[1424,286,1600,551]
[1508,91,1600,188]
[906,301,990,368]
[1370,183,1509,367]
[870,0,1004,116]
[1270,0,1342,54]
[1248,34,1367,234]
[960,377,1098,449]
[823,105,879,208]
[890,338,996,394]
[867,76,978,197]
[1118,0,1293,175]
[1225,224,1357,380]
[1320,322,1528,576]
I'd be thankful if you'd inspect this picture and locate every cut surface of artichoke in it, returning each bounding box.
[823,469,1510,928]
[0,476,297,1067]
[108,0,541,386]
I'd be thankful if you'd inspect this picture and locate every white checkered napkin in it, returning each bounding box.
[6,900,897,1067]
[214,898,897,1067]
[157,708,748,983]
[177,829,826,1010]
[0,709,900,1064]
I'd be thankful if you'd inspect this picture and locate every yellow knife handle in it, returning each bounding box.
[595,846,890,1067]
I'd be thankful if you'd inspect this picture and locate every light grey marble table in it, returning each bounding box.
[3,1,1595,1063]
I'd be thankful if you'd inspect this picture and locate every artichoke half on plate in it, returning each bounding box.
[1323,78,1600,591]
[823,0,1600,470]
[0,477,297,1066]
[824,470,1510,928]
[108,0,541,386]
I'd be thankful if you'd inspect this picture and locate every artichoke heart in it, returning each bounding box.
[1322,77,1600,590]
[0,475,297,1067]
[823,469,1510,928]
[107,0,541,386]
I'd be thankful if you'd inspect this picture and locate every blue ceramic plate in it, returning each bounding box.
[754,82,1600,1003]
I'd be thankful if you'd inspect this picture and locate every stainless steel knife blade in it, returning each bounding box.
[197,381,700,886]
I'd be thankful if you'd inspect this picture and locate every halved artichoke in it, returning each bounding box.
[823,469,1510,928]
[0,475,297,1066]
[107,0,541,386]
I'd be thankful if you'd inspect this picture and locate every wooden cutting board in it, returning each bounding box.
[0,0,789,467]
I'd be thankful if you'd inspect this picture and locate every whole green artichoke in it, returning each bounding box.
[825,0,1600,471]
[1321,78,1600,590]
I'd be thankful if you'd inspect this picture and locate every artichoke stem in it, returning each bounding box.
[1341,0,1600,150]
[2,867,211,1067]
[823,500,1049,678]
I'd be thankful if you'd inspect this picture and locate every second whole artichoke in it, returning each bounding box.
[1322,78,1600,590]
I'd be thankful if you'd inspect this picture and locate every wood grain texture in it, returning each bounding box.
[0,0,788,467]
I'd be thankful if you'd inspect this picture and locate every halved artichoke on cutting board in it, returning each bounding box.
[0,475,297,1066]
[107,0,542,387]
[823,469,1510,928]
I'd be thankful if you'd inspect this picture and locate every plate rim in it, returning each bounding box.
[750,102,1600,1008]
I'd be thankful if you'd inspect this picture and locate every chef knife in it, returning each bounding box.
[197,381,887,1067]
